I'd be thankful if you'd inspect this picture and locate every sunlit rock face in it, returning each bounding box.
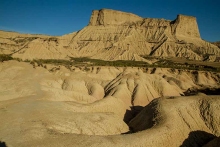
[0,9,219,61]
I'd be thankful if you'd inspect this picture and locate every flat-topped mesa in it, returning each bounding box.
[172,14,201,39]
[89,10,201,39]
[89,9,143,26]
[2,9,217,61]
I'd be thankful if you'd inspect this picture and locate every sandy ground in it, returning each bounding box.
[0,60,220,147]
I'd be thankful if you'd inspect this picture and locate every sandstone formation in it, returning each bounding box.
[0,61,220,146]
[0,9,220,61]
[0,9,220,147]
[89,9,143,26]
[212,41,220,48]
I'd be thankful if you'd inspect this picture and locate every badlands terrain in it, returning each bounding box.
[0,9,220,147]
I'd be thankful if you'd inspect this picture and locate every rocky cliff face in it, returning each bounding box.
[171,14,200,39]
[0,9,219,61]
[89,9,142,26]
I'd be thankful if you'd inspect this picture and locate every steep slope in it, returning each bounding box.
[213,41,220,48]
[0,9,220,61]
[0,30,78,60]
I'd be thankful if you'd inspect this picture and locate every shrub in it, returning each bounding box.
[0,54,13,62]
[70,57,148,67]
[24,59,31,62]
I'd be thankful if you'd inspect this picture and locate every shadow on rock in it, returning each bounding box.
[203,137,220,147]
[122,106,144,134]
[180,130,216,147]
[123,106,144,124]
[0,141,7,147]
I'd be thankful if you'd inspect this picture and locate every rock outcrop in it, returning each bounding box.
[0,9,220,61]
[171,14,200,39]
[89,9,143,26]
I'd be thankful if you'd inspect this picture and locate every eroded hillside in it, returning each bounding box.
[0,9,220,147]
[0,61,220,146]
[0,9,220,62]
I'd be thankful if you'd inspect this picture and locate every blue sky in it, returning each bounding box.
[0,0,219,42]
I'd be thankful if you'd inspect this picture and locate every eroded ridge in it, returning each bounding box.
[0,61,220,146]
[0,9,219,61]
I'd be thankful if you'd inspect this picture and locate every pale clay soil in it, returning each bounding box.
[0,9,220,147]
[0,60,220,147]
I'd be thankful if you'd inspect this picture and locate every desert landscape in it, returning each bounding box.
[0,9,220,147]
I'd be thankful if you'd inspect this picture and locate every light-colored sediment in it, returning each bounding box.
[0,8,220,147]
[0,61,220,146]
[0,9,219,61]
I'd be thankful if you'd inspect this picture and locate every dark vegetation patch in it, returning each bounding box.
[31,59,72,66]
[0,54,13,62]
[70,57,147,67]
[1,54,220,72]
[142,56,220,72]
[156,60,219,72]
